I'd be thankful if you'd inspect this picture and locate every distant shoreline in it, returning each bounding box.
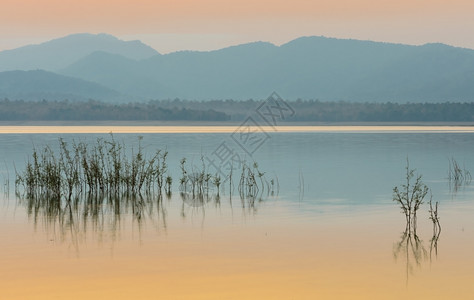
[1,121,474,127]
[1,123,474,134]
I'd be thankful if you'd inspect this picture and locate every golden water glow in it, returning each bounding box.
[2,128,474,299]
[1,199,474,299]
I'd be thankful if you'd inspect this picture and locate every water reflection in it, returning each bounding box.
[393,202,442,285]
[429,230,440,264]
[14,188,268,251]
[393,231,428,285]
[8,134,277,252]
[428,197,442,264]
[16,191,169,251]
[448,158,472,195]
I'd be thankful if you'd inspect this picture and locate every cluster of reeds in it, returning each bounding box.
[12,136,279,248]
[238,161,277,199]
[178,156,278,203]
[15,136,277,206]
[393,159,429,234]
[15,136,171,201]
[448,157,471,193]
[179,156,215,197]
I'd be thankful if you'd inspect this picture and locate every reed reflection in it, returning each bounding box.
[392,203,442,284]
[178,190,266,222]
[16,191,168,249]
[428,195,441,264]
[392,160,442,284]
[12,135,276,249]
[448,158,472,195]
[14,184,270,251]
[393,230,427,285]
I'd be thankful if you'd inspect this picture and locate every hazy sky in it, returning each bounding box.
[1,0,473,53]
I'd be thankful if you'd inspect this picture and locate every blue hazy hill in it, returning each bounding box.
[2,34,474,102]
[0,33,159,72]
[0,70,121,101]
[60,36,474,102]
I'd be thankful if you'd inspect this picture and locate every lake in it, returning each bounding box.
[1,126,474,299]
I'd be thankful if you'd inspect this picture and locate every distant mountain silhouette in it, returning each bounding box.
[60,36,474,102]
[0,70,121,101]
[60,51,180,99]
[0,33,159,72]
[2,34,474,102]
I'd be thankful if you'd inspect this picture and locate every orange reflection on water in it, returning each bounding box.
[1,198,474,299]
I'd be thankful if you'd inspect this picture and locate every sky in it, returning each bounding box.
[1,0,474,53]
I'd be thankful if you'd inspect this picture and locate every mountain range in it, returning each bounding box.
[0,70,120,101]
[1,33,473,102]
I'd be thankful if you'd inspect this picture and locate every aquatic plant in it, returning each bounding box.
[393,159,429,234]
[12,135,278,250]
[392,162,444,281]
[238,162,259,199]
[179,158,188,192]
[15,136,276,206]
[14,136,173,199]
[448,157,471,193]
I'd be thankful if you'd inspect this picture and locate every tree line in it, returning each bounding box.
[1,98,474,122]
[153,99,474,122]
[0,99,230,121]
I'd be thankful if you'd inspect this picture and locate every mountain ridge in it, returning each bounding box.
[0,33,159,72]
[59,35,474,101]
[0,70,122,101]
[1,33,474,102]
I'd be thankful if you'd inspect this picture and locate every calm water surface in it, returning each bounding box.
[1,126,474,299]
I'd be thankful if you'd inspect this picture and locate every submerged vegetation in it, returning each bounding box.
[177,155,276,208]
[448,157,472,193]
[393,159,429,234]
[12,135,276,247]
[392,159,444,237]
[15,136,168,199]
[14,135,276,203]
[392,160,447,283]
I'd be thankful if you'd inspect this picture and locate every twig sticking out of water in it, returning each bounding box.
[393,159,429,235]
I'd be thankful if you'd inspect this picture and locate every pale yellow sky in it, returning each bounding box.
[1,0,473,52]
